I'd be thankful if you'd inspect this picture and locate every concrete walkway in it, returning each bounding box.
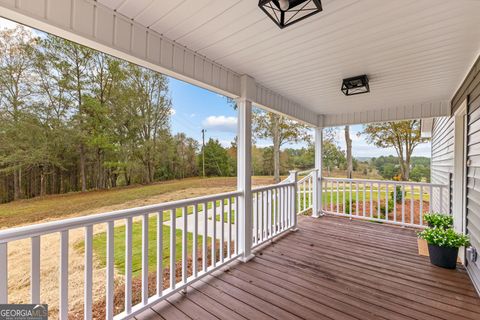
[163,204,236,241]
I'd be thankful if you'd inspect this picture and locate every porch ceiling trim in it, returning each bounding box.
[0,0,319,126]
[322,100,450,127]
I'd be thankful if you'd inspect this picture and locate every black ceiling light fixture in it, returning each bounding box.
[341,75,370,96]
[258,0,323,29]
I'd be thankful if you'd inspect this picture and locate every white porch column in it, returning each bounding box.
[313,127,323,217]
[237,75,255,262]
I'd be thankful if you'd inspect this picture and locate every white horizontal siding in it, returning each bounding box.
[430,116,454,213]
[455,55,480,293]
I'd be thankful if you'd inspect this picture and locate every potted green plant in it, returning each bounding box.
[424,213,453,229]
[418,227,470,269]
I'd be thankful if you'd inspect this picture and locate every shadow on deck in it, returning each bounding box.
[135,215,480,320]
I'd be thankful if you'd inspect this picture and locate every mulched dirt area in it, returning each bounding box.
[326,199,430,226]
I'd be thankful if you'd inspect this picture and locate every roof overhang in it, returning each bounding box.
[1,0,479,127]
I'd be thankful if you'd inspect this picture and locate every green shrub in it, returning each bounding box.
[424,213,453,229]
[418,227,470,248]
[391,186,402,204]
[380,198,393,215]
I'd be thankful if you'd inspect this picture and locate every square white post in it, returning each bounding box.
[313,127,323,217]
[237,97,254,262]
[289,171,299,230]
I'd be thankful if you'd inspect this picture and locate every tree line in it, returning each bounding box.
[0,26,203,203]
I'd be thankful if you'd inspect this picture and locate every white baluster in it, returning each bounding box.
[125,218,132,313]
[31,236,40,304]
[85,226,93,320]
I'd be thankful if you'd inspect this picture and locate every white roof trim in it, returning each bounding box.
[421,118,434,138]
[323,100,450,127]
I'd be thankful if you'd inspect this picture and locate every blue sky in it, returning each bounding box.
[168,78,238,147]
[1,17,431,158]
[167,76,431,157]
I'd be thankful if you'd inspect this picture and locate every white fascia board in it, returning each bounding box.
[0,0,318,126]
[322,100,450,127]
[255,83,320,126]
[420,118,434,138]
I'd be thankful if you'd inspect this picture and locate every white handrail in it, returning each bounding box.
[252,181,297,249]
[0,190,244,320]
[295,170,315,214]
[322,177,446,188]
[0,190,242,243]
[319,177,449,228]
[0,181,302,320]
[253,181,295,193]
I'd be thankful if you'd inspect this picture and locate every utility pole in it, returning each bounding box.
[201,129,206,178]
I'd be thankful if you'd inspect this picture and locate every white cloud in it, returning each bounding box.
[256,141,273,148]
[202,115,237,132]
[219,139,234,147]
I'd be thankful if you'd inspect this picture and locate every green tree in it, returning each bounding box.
[40,35,93,191]
[200,139,234,177]
[345,125,353,178]
[322,141,346,175]
[362,120,429,180]
[0,26,38,199]
[253,109,311,183]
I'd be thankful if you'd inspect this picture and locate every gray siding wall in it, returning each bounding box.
[431,117,454,213]
[453,56,480,293]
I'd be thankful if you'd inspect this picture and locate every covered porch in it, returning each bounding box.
[0,0,480,319]
[138,215,480,320]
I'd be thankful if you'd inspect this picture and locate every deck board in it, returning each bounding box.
[137,215,480,320]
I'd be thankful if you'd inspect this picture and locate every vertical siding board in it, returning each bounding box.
[114,17,132,52]
[132,25,147,58]
[183,51,194,78]
[18,0,46,18]
[72,0,94,37]
[95,6,114,45]
[160,40,173,70]
[46,0,71,28]
[212,65,220,88]
[172,46,184,74]
[219,68,228,92]
[0,0,15,7]
[194,56,204,82]
[147,32,161,64]
[203,61,213,86]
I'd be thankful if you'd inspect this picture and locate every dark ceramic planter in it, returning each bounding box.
[427,244,458,269]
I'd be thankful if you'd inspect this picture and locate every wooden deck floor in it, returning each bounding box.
[136,215,480,320]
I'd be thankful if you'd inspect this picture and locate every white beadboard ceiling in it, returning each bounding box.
[96,0,480,116]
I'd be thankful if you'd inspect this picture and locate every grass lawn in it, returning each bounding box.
[321,187,430,204]
[76,216,205,276]
[0,177,240,228]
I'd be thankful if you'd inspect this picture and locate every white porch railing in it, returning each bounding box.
[0,179,298,319]
[297,170,315,214]
[0,191,242,319]
[321,177,449,228]
[293,172,450,228]
[252,181,297,249]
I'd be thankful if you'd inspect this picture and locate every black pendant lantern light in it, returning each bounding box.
[258,0,323,29]
[341,75,370,96]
